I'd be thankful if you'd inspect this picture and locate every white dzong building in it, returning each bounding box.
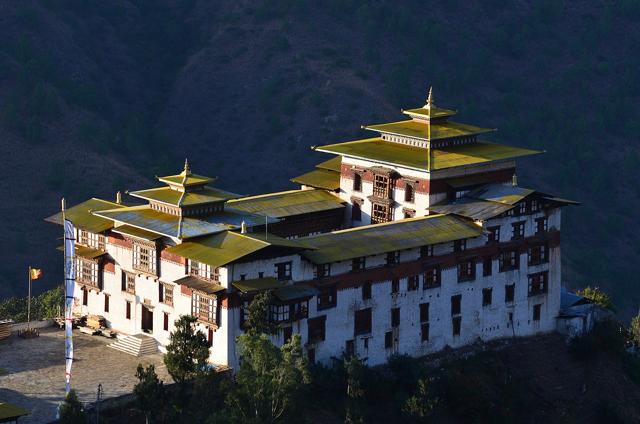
[47,89,576,368]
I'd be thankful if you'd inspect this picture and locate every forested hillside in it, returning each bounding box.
[1,0,639,317]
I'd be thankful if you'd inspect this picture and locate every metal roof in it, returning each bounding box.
[94,205,272,239]
[45,198,126,233]
[301,214,483,264]
[315,156,342,172]
[274,283,319,302]
[165,231,305,268]
[128,186,240,206]
[364,119,494,141]
[290,168,341,191]
[232,277,282,293]
[227,189,345,218]
[429,198,514,221]
[76,245,107,259]
[466,184,535,205]
[112,225,163,241]
[402,106,457,119]
[316,138,541,171]
[0,402,29,420]
[174,275,225,295]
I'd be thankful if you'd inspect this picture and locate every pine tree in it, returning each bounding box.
[134,364,166,424]
[163,315,210,383]
[58,390,88,424]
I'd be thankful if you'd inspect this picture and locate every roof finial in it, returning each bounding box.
[426,86,433,109]
[183,158,190,174]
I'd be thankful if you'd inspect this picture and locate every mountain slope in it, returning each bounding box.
[1,0,639,317]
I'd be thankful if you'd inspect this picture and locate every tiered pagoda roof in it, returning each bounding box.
[315,88,541,171]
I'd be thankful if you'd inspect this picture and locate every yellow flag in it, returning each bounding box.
[30,268,42,280]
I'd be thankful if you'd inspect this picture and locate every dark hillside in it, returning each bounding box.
[1,1,639,318]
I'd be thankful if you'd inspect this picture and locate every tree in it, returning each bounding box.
[134,364,166,424]
[344,356,366,424]
[58,390,87,424]
[245,290,276,336]
[226,333,310,423]
[576,286,615,311]
[403,377,440,422]
[163,315,210,383]
[630,313,640,347]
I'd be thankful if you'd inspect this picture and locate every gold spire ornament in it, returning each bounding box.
[425,86,433,109]
[183,158,191,175]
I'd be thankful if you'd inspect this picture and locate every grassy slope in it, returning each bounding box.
[1,0,639,317]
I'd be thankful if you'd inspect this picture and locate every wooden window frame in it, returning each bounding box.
[505,283,515,303]
[533,303,542,321]
[317,285,337,310]
[423,265,441,289]
[275,261,292,281]
[404,183,415,203]
[362,282,372,300]
[307,316,326,343]
[192,292,218,326]
[419,303,429,323]
[528,244,549,266]
[511,221,525,240]
[132,240,157,275]
[535,217,548,235]
[352,257,366,272]
[452,316,462,336]
[386,251,400,266]
[371,202,392,224]
[453,239,467,253]
[77,257,99,289]
[125,301,131,320]
[353,173,363,192]
[391,307,400,328]
[487,226,500,244]
[373,174,390,198]
[407,275,420,291]
[163,312,169,331]
[457,260,475,283]
[451,294,462,316]
[499,250,520,272]
[354,308,372,336]
[483,256,492,276]
[391,278,399,295]
[104,293,110,313]
[420,245,434,258]
[314,263,331,279]
[528,272,549,297]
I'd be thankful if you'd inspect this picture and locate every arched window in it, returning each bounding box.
[405,184,415,203]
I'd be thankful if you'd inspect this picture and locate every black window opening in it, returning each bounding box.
[275,262,292,281]
[482,288,492,307]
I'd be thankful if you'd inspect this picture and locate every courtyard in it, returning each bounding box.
[0,327,172,423]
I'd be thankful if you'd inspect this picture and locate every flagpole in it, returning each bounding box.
[27,266,32,330]
[62,198,66,316]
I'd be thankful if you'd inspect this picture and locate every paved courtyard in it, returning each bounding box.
[0,327,172,423]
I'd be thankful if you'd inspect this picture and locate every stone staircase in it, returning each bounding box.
[108,333,158,357]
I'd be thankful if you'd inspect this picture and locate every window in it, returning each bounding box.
[78,229,89,246]
[403,209,416,219]
[159,283,173,306]
[457,260,475,282]
[405,275,419,291]
[423,265,441,289]
[483,257,492,276]
[352,257,366,272]
[345,340,355,357]
[391,307,400,328]
[391,278,399,295]
[420,245,433,258]
[487,226,500,244]
[82,288,88,306]
[318,285,337,310]
[275,262,292,281]
[258,271,264,278]
[451,295,462,316]
[307,348,316,364]
[240,274,246,281]
[386,251,400,266]
[354,308,372,336]
[315,263,331,279]
[505,284,515,303]
[533,304,542,321]
[192,293,217,325]
[77,258,99,288]
[499,250,519,272]
[373,174,390,198]
[535,217,548,235]
[353,173,362,192]
[482,288,493,306]
[351,201,362,221]
[208,329,213,347]
[517,202,527,215]
[371,202,392,224]
[362,282,372,300]
[420,303,429,323]
[511,222,525,240]
[453,239,467,253]
[104,294,110,313]
[133,241,157,274]
[163,312,169,331]
[528,272,548,296]
[404,184,415,203]
[122,272,136,294]
[189,260,221,282]
[271,301,308,322]
[385,331,393,349]
[78,230,105,249]
[528,244,549,266]
[126,301,131,319]
[530,199,540,213]
[421,323,430,342]
[452,316,461,336]
[308,316,326,343]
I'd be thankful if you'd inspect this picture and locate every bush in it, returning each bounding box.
[0,286,64,322]
[576,286,615,311]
